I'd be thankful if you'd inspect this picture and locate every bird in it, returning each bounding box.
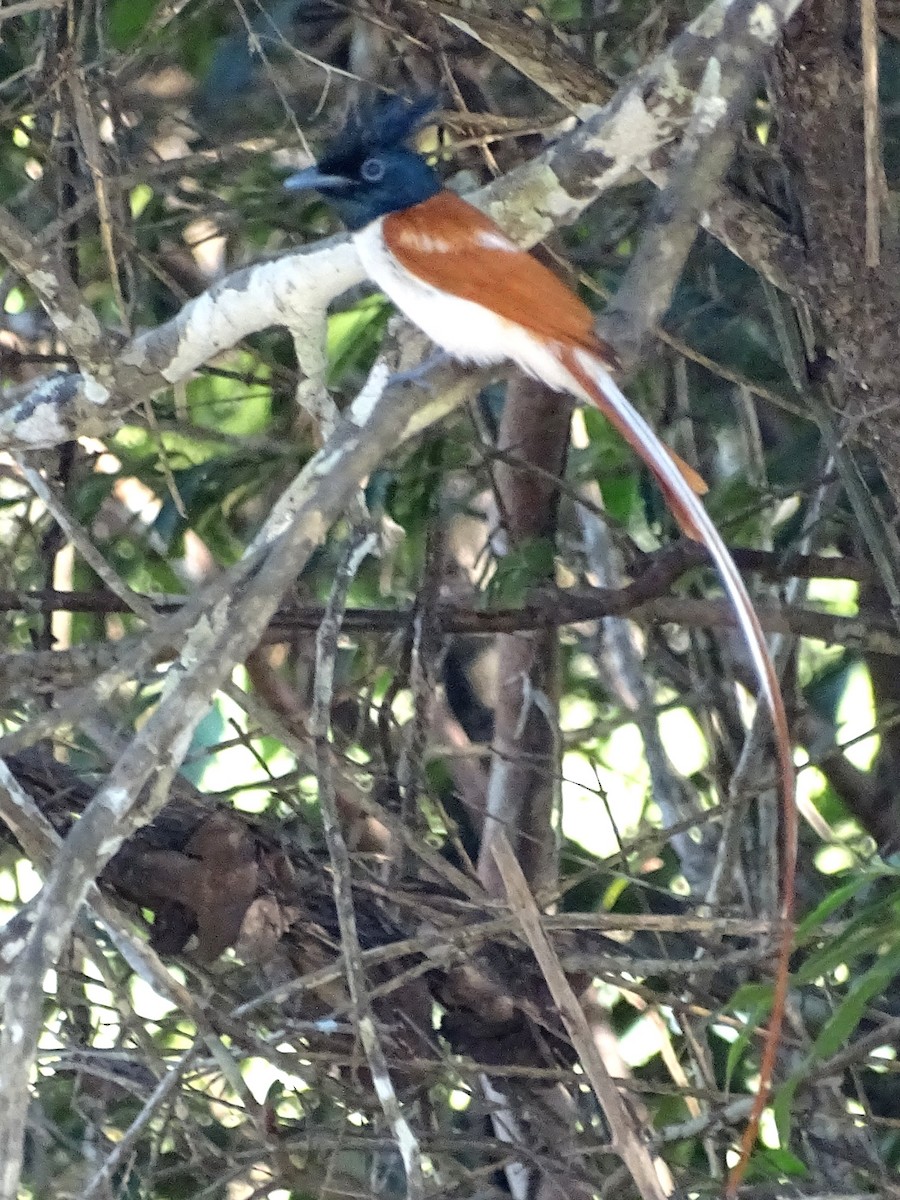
[285,96,795,1187]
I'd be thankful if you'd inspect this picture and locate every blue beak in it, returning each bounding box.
[284,165,349,193]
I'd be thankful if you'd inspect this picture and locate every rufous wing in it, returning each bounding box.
[384,191,706,502]
[383,191,614,357]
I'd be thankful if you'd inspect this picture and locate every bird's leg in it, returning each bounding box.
[386,350,453,392]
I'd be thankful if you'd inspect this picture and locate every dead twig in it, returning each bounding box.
[492,833,672,1200]
[311,525,425,1198]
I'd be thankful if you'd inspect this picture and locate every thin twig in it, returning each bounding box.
[81,1048,197,1198]
[491,833,671,1200]
[0,350,479,1198]
[311,527,424,1197]
[13,460,157,622]
[861,0,882,267]
[2,577,898,650]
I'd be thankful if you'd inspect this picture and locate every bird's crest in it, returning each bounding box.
[308,92,440,186]
[343,92,440,156]
[288,92,443,228]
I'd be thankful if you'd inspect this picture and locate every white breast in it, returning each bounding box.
[352,219,580,396]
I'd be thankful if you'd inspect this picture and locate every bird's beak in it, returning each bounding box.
[284,165,349,194]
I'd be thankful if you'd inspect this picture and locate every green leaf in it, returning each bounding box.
[776,932,900,1145]
[599,468,641,529]
[186,363,272,437]
[811,939,900,1060]
[327,295,390,384]
[703,475,768,544]
[108,0,159,48]
[795,892,900,985]
[794,874,870,943]
[748,1144,809,1179]
[725,984,773,1088]
[484,538,556,607]
[773,1075,801,1147]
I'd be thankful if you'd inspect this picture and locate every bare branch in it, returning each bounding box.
[311,527,424,1195]
[0,240,364,449]
[601,43,766,363]
[0,0,804,453]
[0,0,65,16]
[492,834,671,1200]
[0,347,483,1197]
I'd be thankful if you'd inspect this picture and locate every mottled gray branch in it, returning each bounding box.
[600,36,771,363]
[0,0,65,16]
[442,0,802,294]
[475,0,805,291]
[0,206,113,372]
[0,240,365,450]
[0,352,480,1200]
[1,0,804,453]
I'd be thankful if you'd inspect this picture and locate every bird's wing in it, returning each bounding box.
[383,191,614,356]
[385,191,706,498]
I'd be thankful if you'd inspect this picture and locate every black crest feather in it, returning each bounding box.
[347,92,440,153]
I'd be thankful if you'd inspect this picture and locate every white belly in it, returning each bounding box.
[352,219,579,395]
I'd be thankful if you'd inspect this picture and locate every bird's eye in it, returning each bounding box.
[360,157,386,183]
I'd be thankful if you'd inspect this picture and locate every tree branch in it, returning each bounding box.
[1,0,804,453]
[0,356,480,1199]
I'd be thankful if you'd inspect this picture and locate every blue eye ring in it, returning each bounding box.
[361,157,386,182]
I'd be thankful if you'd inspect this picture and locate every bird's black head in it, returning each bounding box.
[285,94,442,230]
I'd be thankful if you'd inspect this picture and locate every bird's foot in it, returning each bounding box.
[386,351,452,393]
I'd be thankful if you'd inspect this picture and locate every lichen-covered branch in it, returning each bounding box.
[0,359,478,1200]
[1,0,804,454]
[0,240,364,449]
[472,0,805,288]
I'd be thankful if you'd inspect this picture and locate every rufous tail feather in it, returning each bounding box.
[561,345,796,1194]
[669,447,709,500]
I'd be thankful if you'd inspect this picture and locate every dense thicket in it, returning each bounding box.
[0,2,899,1198]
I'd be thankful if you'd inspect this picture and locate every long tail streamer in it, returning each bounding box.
[562,347,797,1195]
